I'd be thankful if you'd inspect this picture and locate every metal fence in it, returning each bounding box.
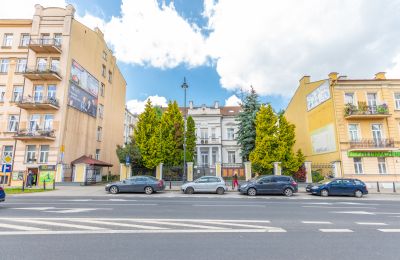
[131,167,156,177]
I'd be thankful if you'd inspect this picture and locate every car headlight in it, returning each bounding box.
[240,184,247,188]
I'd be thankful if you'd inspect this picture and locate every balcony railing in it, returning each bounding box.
[28,38,62,53]
[13,128,56,141]
[23,67,62,81]
[198,138,220,144]
[17,97,59,110]
[344,102,390,119]
[349,138,395,150]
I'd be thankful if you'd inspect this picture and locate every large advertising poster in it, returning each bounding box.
[307,80,331,111]
[311,124,337,154]
[68,82,98,117]
[70,60,99,97]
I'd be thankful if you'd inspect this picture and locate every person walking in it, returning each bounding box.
[26,170,33,188]
[232,173,239,190]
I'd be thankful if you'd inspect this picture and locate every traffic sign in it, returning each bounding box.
[3,155,12,164]
[1,164,12,173]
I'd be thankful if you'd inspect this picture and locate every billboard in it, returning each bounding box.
[310,124,336,154]
[307,80,331,111]
[68,82,98,117]
[70,60,99,97]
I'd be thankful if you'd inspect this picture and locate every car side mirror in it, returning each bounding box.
[258,181,263,184]
[122,180,127,184]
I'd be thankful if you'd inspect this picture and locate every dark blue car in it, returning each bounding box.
[0,186,5,202]
[311,178,368,198]
[239,175,298,197]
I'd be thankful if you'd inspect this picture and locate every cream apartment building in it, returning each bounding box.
[0,5,126,186]
[123,107,137,144]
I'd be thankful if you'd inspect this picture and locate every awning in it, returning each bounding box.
[71,155,113,167]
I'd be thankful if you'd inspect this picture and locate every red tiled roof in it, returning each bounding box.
[71,155,113,167]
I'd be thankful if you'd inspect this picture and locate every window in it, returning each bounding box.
[101,65,106,77]
[36,58,47,71]
[0,59,9,73]
[227,128,235,140]
[211,128,216,139]
[97,126,102,141]
[0,86,5,102]
[108,71,112,83]
[29,114,40,132]
[348,124,360,141]
[353,158,363,174]
[12,86,23,102]
[200,151,209,166]
[228,151,236,163]
[200,128,208,141]
[395,93,400,110]
[344,93,355,105]
[43,114,54,130]
[16,58,27,73]
[25,145,36,163]
[212,149,217,165]
[8,115,19,132]
[102,51,107,61]
[2,145,13,159]
[53,33,62,46]
[41,33,50,44]
[367,93,377,113]
[50,58,59,71]
[378,158,387,174]
[371,124,383,143]
[39,145,49,163]
[3,34,13,47]
[95,149,100,160]
[20,34,30,47]
[98,104,104,118]
[47,85,56,99]
[100,83,105,97]
[34,85,44,102]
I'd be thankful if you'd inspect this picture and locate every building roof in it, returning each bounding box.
[71,155,113,167]
[220,106,242,116]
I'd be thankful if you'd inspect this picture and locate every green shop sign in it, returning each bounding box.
[348,151,400,157]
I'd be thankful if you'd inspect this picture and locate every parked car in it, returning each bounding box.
[105,176,165,194]
[306,180,326,192]
[181,176,227,195]
[310,178,368,198]
[0,187,5,202]
[239,175,298,196]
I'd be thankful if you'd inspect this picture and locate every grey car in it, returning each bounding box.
[105,176,165,194]
[181,176,227,195]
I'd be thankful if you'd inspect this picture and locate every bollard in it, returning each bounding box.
[53,180,56,190]
[393,182,396,193]
[169,181,172,190]
[22,180,25,192]
[377,181,380,193]
[44,180,46,190]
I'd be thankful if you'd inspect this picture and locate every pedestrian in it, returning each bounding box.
[26,170,33,188]
[232,173,239,190]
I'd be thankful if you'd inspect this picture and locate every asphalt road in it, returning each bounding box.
[1,193,400,260]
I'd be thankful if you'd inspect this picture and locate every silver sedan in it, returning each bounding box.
[181,176,227,195]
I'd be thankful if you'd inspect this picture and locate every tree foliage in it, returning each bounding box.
[116,136,142,166]
[185,116,196,163]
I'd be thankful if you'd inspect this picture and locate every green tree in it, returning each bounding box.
[116,136,142,166]
[236,87,261,161]
[185,116,196,162]
[134,99,162,169]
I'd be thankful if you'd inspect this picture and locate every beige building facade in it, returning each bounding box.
[0,5,126,186]
[285,72,400,184]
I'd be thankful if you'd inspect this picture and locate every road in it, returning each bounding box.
[1,193,400,260]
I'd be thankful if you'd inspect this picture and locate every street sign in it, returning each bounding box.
[1,164,12,173]
[125,155,130,166]
[2,155,12,164]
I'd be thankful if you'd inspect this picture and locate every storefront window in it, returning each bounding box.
[353,157,363,174]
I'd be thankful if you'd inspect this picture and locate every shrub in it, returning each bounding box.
[293,166,306,182]
[312,171,324,183]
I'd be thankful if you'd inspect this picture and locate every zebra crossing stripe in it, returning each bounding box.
[10,219,107,230]
[319,229,353,233]
[0,223,47,231]
[72,219,169,230]
[137,220,227,230]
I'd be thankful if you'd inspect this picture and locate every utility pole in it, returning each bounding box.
[181,77,188,183]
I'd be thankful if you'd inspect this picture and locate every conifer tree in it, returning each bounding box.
[185,116,196,163]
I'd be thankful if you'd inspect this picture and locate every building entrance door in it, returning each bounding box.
[28,168,39,186]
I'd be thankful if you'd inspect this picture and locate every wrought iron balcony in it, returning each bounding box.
[28,38,62,53]
[17,97,59,110]
[344,103,390,119]
[13,129,56,141]
[349,138,395,150]
[23,66,62,81]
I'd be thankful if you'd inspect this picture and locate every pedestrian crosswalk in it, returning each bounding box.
[0,218,399,236]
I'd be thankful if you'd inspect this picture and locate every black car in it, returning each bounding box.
[239,175,298,196]
[105,176,165,194]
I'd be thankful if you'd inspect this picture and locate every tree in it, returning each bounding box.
[185,116,196,162]
[134,99,162,169]
[116,136,142,166]
[236,87,261,161]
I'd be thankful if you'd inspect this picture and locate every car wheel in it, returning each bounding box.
[144,186,153,195]
[247,188,257,196]
[354,190,363,198]
[321,189,329,197]
[216,187,225,195]
[284,188,293,197]
[185,187,194,194]
[109,186,119,194]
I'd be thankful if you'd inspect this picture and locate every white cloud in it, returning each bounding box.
[225,95,242,106]
[0,0,67,18]
[126,95,168,115]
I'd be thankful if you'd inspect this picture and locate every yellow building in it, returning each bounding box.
[0,5,126,186]
[285,72,400,184]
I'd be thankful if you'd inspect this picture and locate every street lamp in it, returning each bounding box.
[181,77,188,183]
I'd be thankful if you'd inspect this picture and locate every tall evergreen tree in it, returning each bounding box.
[134,99,162,169]
[185,116,196,162]
[236,87,261,161]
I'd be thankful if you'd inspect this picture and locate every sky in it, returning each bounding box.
[2,0,400,114]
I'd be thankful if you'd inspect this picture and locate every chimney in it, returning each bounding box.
[299,75,310,85]
[328,72,339,81]
[189,101,193,109]
[375,72,386,80]
[214,101,219,109]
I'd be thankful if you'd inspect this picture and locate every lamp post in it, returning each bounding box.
[181,77,188,183]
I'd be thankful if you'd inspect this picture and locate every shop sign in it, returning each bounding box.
[39,165,56,171]
[348,151,400,157]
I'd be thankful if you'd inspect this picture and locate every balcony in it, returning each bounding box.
[28,38,62,54]
[198,138,220,145]
[348,138,396,151]
[13,129,56,141]
[344,102,390,119]
[16,97,59,110]
[23,67,62,81]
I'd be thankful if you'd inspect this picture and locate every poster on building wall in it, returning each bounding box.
[70,59,99,97]
[306,80,331,111]
[311,123,336,154]
[68,82,98,117]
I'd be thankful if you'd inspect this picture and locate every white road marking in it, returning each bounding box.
[303,206,375,209]
[138,220,227,230]
[193,204,265,207]
[302,221,332,224]
[356,222,387,226]
[0,223,46,231]
[378,229,400,233]
[46,208,105,214]
[319,229,353,233]
[332,211,375,215]
[73,219,168,230]
[14,207,56,211]
[302,202,333,205]
[202,221,274,229]
[10,219,107,230]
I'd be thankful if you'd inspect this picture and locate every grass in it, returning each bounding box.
[3,187,55,194]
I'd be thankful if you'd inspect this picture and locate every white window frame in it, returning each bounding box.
[98,104,104,119]
[43,114,53,130]
[97,126,102,141]
[20,34,30,47]
[371,123,384,141]
[47,85,57,99]
[353,157,363,174]
[16,58,27,73]
[95,149,100,160]
[39,145,50,163]
[25,145,36,163]
[12,85,23,102]
[53,33,62,46]
[227,151,236,164]
[0,59,9,73]
[33,85,44,102]
[394,93,400,110]
[2,145,13,160]
[29,114,40,132]
[36,58,47,71]
[344,92,357,106]
[378,157,387,174]
[227,128,235,140]
[0,86,5,102]
[8,115,19,132]
[348,124,360,141]
[3,33,13,47]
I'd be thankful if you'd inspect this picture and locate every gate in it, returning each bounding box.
[163,165,183,181]
[84,165,101,185]
[193,164,215,180]
[131,167,156,177]
[222,163,245,179]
